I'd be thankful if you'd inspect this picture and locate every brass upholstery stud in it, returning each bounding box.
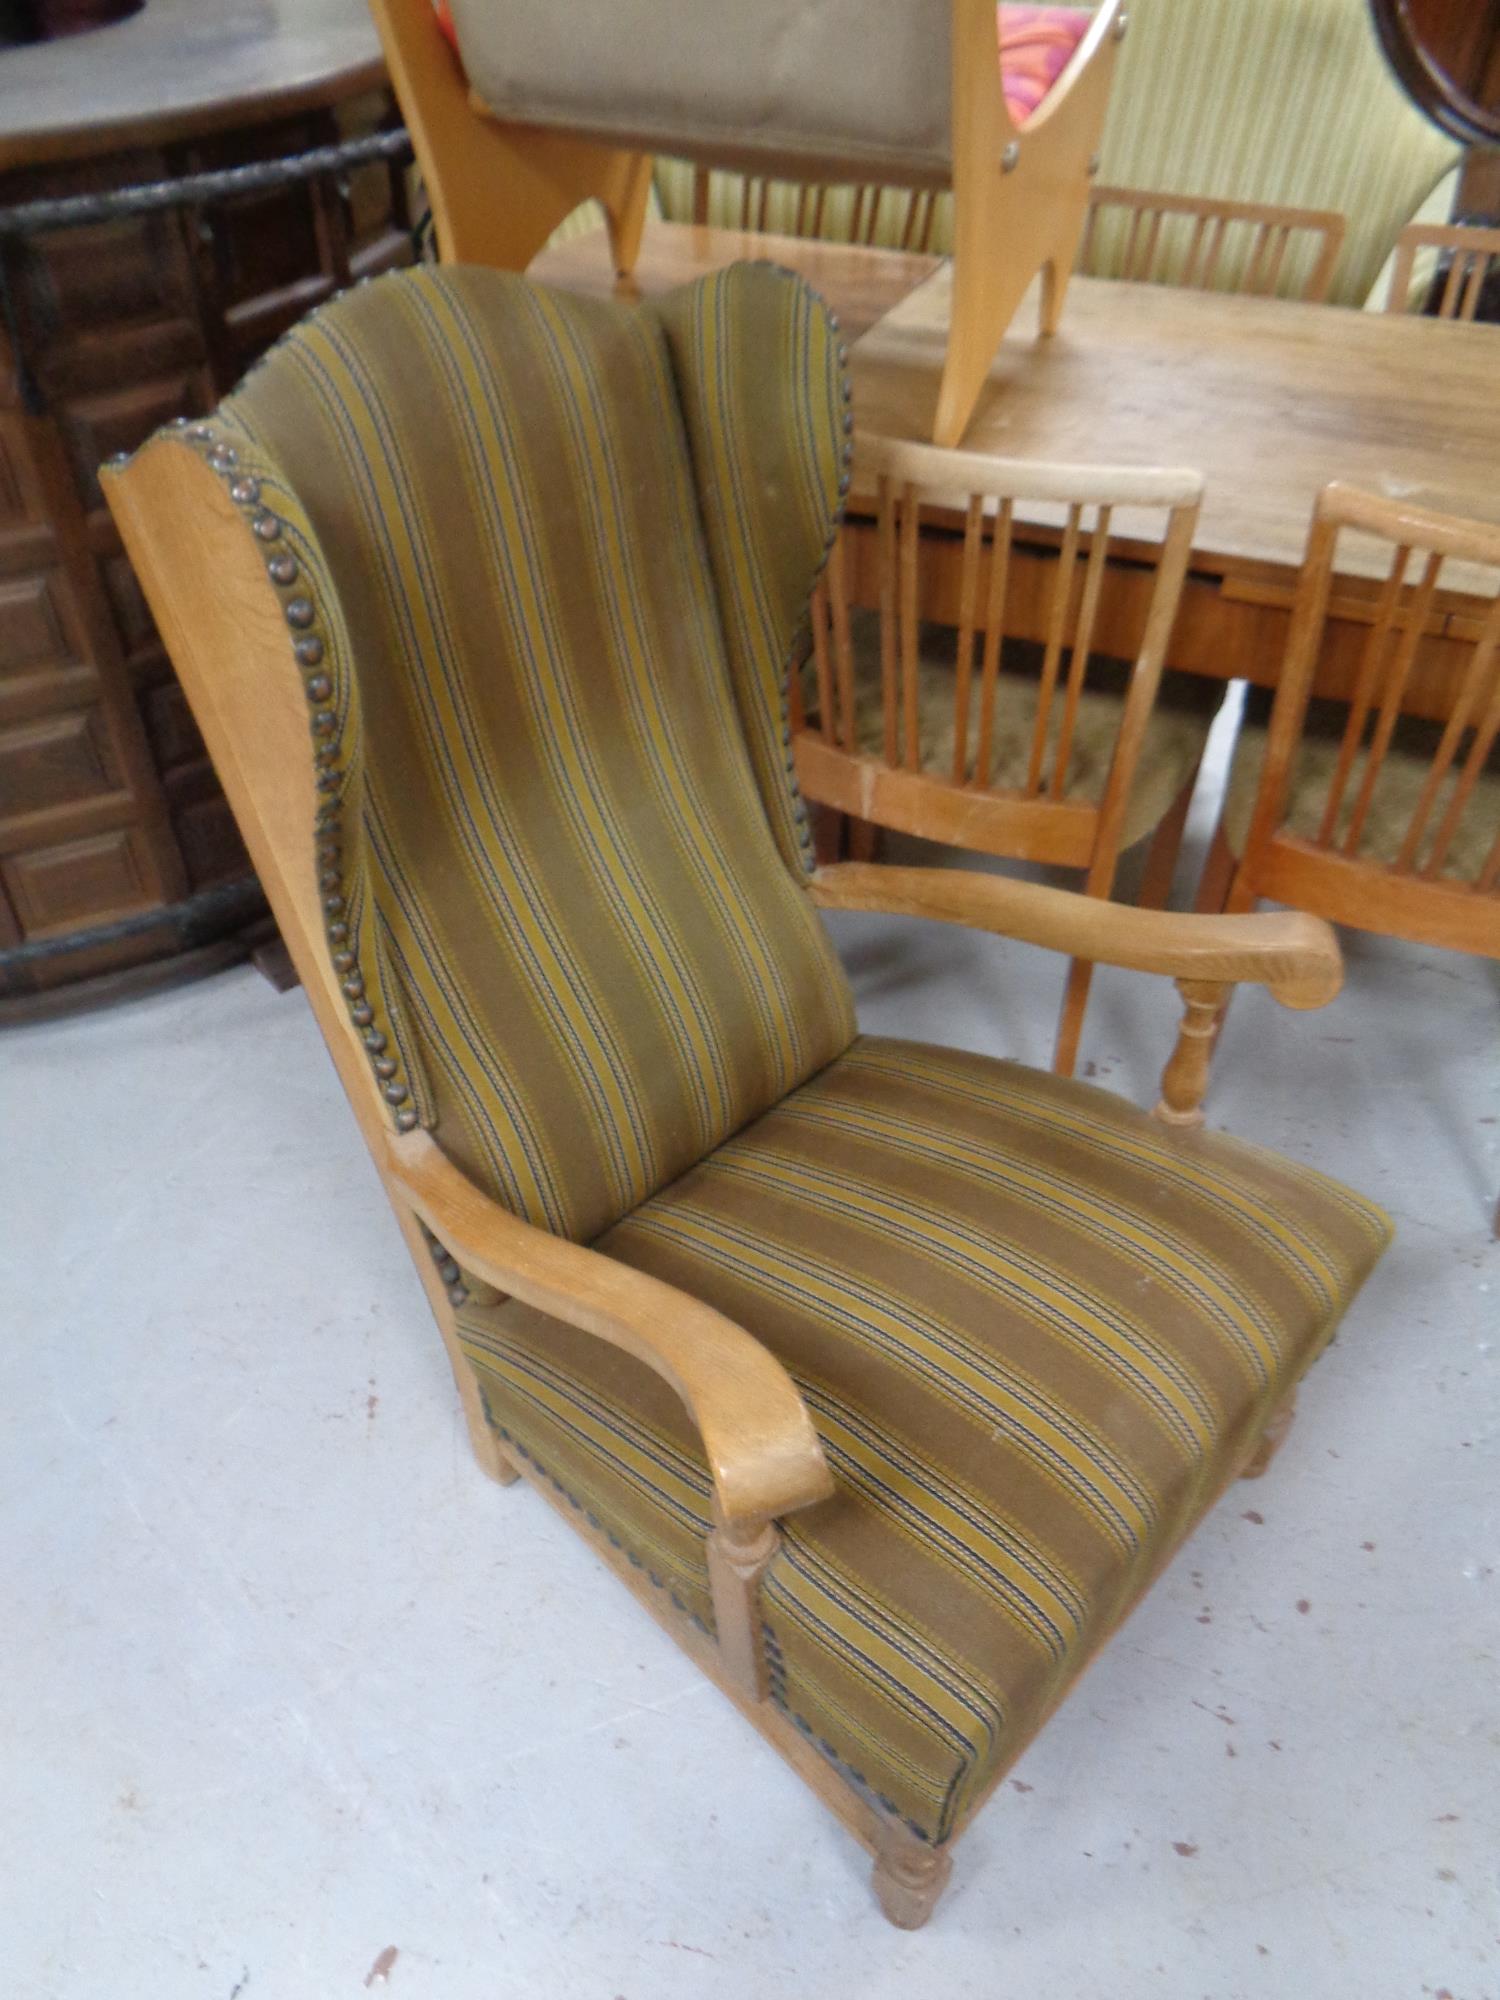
[306,674,332,701]
[383,1081,409,1106]
[267,552,297,585]
[350,1001,374,1027]
[395,1108,418,1132]
[285,596,315,629]
[230,476,261,506]
[252,512,282,542]
[294,636,325,667]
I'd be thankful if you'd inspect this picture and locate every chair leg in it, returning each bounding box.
[871,1825,954,1930]
[1241,1392,1297,1479]
[601,151,654,281]
[1193,815,1238,915]
[1139,774,1198,912]
[1053,956,1094,1078]
[847,814,881,863]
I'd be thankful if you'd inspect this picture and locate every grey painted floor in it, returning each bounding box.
[4,794,1497,1998]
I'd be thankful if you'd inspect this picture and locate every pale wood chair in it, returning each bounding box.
[1081,186,1347,302]
[396,0,1129,446]
[103,264,1390,1926]
[794,435,1213,1075]
[1384,220,1500,321]
[1197,482,1500,1229]
[366,0,655,274]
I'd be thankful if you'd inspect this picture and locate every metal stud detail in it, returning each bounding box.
[382,1082,409,1106]
[284,596,315,629]
[395,1108,418,1132]
[229,476,261,506]
[294,636,325,667]
[305,673,331,701]
[209,444,238,470]
[350,1002,374,1027]
[266,551,297,585]
[252,512,282,542]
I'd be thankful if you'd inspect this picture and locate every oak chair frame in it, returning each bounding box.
[365,0,654,277]
[104,424,1346,1928]
[1198,482,1500,1232]
[794,434,1207,1075]
[1384,219,1500,321]
[1081,185,1347,303]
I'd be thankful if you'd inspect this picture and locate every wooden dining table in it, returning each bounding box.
[532,219,1500,722]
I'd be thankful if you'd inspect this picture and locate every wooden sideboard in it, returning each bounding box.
[0,0,412,1019]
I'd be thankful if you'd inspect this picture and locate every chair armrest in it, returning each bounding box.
[810,863,1343,1009]
[385,1129,833,1529]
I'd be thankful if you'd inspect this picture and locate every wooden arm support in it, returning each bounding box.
[385,1129,833,1532]
[810,863,1344,1127]
[809,864,1343,1007]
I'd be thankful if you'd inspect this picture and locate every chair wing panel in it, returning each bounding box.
[211,267,855,1242]
[653,263,853,876]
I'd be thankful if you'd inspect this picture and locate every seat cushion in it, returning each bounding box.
[1224,705,1500,881]
[806,616,1219,850]
[998,5,1092,127]
[457,1036,1389,1846]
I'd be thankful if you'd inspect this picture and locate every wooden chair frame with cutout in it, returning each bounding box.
[368,0,1127,448]
[104,421,1346,1928]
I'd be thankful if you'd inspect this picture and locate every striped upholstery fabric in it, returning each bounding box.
[460,1036,1390,1845]
[654,264,851,875]
[215,265,855,1241]
[653,0,1455,304]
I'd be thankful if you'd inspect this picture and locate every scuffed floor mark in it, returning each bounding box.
[658,1941,717,1960]
[229,1973,250,2000]
[365,1946,399,1987]
[1172,1841,1199,1858]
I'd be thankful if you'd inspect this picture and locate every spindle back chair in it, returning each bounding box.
[791,435,1208,1074]
[1081,186,1346,303]
[1384,220,1500,321]
[1205,483,1500,959]
[690,167,947,252]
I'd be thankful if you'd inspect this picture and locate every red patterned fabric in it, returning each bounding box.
[999,4,1092,127]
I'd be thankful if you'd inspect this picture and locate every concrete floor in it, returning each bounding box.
[4,801,1498,1998]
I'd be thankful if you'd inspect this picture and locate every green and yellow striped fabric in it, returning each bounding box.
[216,265,855,1242]
[461,1036,1389,1845]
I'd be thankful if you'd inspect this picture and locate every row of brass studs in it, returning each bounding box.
[754,264,855,872]
[163,414,422,1137]
[423,1227,469,1309]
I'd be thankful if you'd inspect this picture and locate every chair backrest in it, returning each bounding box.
[792,435,1202,873]
[1093,0,1457,305]
[1385,221,1500,321]
[690,168,947,254]
[152,265,858,1244]
[447,0,958,184]
[1082,186,1346,303]
[1243,484,1500,922]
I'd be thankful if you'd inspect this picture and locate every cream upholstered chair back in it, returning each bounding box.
[447,0,958,186]
[185,263,860,1243]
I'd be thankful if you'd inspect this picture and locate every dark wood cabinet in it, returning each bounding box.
[0,4,412,1018]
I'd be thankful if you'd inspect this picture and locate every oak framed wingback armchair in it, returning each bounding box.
[104,262,1390,1928]
[370,0,1127,447]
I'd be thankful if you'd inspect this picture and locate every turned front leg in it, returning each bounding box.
[1154,978,1229,1127]
[707,1511,779,1701]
